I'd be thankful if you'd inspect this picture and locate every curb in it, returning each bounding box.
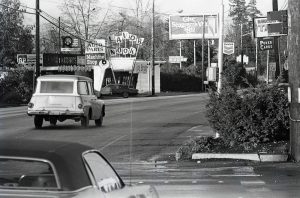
[191,153,288,162]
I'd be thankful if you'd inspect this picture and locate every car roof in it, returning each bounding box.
[37,75,92,81]
[0,138,93,191]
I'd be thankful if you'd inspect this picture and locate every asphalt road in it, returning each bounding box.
[1,94,300,197]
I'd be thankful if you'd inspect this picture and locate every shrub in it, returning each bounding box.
[206,84,289,150]
[0,70,33,105]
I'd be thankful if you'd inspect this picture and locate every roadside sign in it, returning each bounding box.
[223,42,234,55]
[169,56,187,63]
[258,37,274,51]
[85,39,106,54]
[85,39,106,66]
[61,36,80,52]
[267,10,288,36]
[17,54,43,66]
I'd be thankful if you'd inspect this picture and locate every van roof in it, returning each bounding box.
[37,75,92,81]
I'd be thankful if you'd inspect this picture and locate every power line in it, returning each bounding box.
[0,3,35,15]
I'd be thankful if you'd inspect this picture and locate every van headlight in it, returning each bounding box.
[78,104,83,109]
[28,102,34,108]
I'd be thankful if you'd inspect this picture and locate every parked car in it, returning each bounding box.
[0,138,159,198]
[27,75,105,129]
[101,84,138,98]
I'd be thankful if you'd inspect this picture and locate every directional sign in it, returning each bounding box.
[258,37,274,51]
[223,42,234,55]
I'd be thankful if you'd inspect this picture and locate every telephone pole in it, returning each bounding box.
[273,0,280,79]
[35,0,40,83]
[288,0,300,161]
[151,0,155,96]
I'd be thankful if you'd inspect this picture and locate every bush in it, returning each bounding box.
[0,70,33,105]
[206,84,289,150]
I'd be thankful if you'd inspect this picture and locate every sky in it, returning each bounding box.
[20,0,287,26]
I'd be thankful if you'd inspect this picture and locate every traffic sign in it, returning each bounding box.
[223,42,234,55]
[258,37,274,51]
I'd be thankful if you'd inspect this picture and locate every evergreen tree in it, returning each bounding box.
[0,0,34,68]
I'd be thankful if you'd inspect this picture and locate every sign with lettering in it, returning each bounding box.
[85,39,106,66]
[85,39,105,54]
[17,54,43,66]
[169,15,219,40]
[258,37,274,51]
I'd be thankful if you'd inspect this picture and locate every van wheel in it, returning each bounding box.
[122,92,129,98]
[81,115,89,128]
[50,118,57,126]
[95,112,103,127]
[34,116,43,129]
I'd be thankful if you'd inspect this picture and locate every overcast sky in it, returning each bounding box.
[21,0,287,25]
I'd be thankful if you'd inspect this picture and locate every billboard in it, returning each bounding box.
[169,15,219,40]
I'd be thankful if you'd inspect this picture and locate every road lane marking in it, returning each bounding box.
[0,113,26,119]
[99,135,127,151]
[241,180,266,186]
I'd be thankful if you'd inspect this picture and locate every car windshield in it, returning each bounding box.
[40,81,73,93]
[0,158,58,190]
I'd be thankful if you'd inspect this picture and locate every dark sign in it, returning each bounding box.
[258,37,274,51]
[267,10,288,36]
[43,54,84,67]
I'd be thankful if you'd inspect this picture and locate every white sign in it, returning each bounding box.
[253,17,269,38]
[236,55,249,64]
[169,56,187,63]
[169,15,219,40]
[223,42,234,55]
[85,39,106,54]
[61,48,81,52]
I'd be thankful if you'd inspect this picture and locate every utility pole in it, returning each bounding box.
[217,0,224,93]
[58,17,61,53]
[273,0,280,79]
[288,0,300,162]
[35,0,40,84]
[241,23,243,66]
[151,0,155,96]
[201,15,205,92]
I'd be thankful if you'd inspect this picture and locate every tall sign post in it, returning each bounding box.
[288,0,300,162]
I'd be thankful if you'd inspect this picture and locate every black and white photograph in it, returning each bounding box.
[0,0,299,197]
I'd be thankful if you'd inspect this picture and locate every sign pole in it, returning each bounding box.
[255,38,258,80]
[194,40,196,66]
[179,40,182,69]
[267,50,269,84]
[201,15,205,92]
[208,40,210,68]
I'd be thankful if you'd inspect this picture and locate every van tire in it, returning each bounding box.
[81,115,89,128]
[95,112,103,127]
[34,116,43,129]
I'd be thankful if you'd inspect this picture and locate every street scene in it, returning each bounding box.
[1,0,300,197]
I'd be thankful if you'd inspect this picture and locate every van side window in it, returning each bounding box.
[78,81,89,95]
[88,82,94,95]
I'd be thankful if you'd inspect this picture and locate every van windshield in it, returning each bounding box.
[40,81,74,94]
